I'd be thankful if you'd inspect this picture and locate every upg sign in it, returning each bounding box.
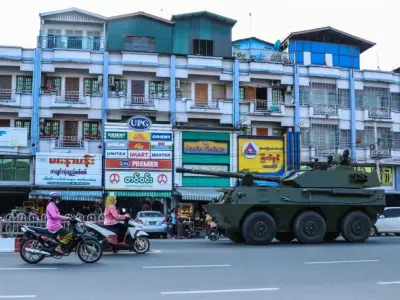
[127,116,152,131]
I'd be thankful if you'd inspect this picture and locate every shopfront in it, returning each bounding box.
[30,152,104,215]
[104,119,173,216]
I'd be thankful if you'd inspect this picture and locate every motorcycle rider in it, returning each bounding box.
[46,192,72,254]
[104,195,130,243]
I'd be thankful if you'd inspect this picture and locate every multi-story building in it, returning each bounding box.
[0,7,399,216]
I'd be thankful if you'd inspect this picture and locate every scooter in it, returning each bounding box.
[208,221,225,241]
[85,209,150,254]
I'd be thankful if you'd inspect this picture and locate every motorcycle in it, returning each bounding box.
[208,221,224,241]
[85,209,150,254]
[19,214,103,264]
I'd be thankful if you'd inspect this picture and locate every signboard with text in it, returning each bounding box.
[105,171,172,190]
[0,127,28,147]
[183,140,228,155]
[105,159,172,170]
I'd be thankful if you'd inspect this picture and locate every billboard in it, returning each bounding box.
[105,171,172,190]
[183,140,228,155]
[105,159,172,170]
[238,137,285,176]
[0,127,28,147]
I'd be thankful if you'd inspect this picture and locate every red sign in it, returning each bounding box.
[105,159,172,170]
[128,141,150,150]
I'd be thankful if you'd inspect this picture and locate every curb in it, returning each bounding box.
[0,238,20,253]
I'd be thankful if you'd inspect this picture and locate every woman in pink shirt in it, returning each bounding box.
[104,195,130,242]
[46,192,72,254]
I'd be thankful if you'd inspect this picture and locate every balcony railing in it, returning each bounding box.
[123,95,155,107]
[55,91,86,103]
[233,49,294,64]
[370,148,391,159]
[38,36,104,51]
[190,99,219,109]
[368,107,391,118]
[0,89,15,101]
[313,104,339,116]
[54,136,84,149]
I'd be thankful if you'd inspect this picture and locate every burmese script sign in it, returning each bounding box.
[35,153,102,187]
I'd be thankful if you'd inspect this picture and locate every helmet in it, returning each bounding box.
[49,192,61,202]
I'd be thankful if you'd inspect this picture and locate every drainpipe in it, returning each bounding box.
[102,52,109,191]
[349,69,356,162]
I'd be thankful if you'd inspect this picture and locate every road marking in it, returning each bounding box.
[0,296,36,299]
[377,281,400,285]
[143,264,231,269]
[304,259,380,265]
[161,287,280,295]
[0,268,57,271]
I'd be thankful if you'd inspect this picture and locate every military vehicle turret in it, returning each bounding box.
[175,151,386,245]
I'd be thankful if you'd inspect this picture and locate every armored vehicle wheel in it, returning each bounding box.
[226,231,246,243]
[275,232,295,243]
[242,211,276,245]
[293,211,326,244]
[340,211,372,243]
[323,232,340,242]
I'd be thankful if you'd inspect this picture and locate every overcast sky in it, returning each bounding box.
[2,0,398,71]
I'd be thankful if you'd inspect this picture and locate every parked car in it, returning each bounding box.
[370,207,400,236]
[134,211,168,238]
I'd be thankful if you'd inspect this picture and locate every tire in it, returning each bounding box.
[77,239,103,263]
[241,211,276,245]
[208,229,220,241]
[275,232,295,243]
[19,239,45,265]
[226,231,246,243]
[369,226,378,237]
[133,236,150,254]
[394,233,400,237]
[293,211,326,244]
[340,211,372,243]
[323,232,340,242]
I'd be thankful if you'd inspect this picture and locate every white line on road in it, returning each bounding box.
[377,281,400,285]
[0,268,57,271]
[0,296,36,299]
[161,288,280,295]
[143,264,231,269]
[304,259,380,265]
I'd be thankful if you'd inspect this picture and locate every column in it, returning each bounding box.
[170,55,176,124]
[293,64,300,132]
[349,69,356,161]
[233,59,240,127]
[102,52,109,142]
[31,48,42,155]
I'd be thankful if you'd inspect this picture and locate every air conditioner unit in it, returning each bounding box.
[176,79,180,89]
[286,85,292,93]
[109,76,115,85]
[98,75,103,82]
[271,80,280,87]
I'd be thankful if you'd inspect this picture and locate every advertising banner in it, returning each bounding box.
[128,150,150,159]
[128,132,150,141]
[150,151,172,160]
[105,171,172,190]
[105,150,128,158]
[35,153,102,187]
[128,141,150,150]
[238,137,285,176]
[150,141,173,151]
[105,132,127,140]
[105,141,129,150]
[150,132,173,141]
[183,140,228,155]
[105,159,172,170]
[0,127,28,147]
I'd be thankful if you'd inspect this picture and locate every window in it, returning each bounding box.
[0,158,30,182]
[109,78,127,94]
[42,120,60,137]
[44,77,61,93]
[83,122,100,139]
[124,36,156,52]
[139,212,163,218]
[149,81,164,97]
[66,30,83,49]
[87,31,101,51]
[299,86,309,105]
[212,84,226,100]
[0,119,10,127]
[84,78,101,95]
[272,129,282,136]
[15,120,31,138]
[272,88,285,105]
[239,87,245,100]
[193,39,214,56]
[16,76,32,94]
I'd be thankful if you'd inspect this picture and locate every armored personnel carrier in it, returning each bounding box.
[175,152,386,245]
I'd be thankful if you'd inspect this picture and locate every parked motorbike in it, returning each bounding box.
[208,221,224,241]
[19,214,103,264]
[85,208,150,254]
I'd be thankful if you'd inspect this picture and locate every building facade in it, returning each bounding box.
[0,7,399,214]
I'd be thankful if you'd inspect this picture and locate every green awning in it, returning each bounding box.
[29,190,103,202]
[176,188,224,201]
[110,191,171,198]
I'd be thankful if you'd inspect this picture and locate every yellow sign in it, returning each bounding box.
[183,141,228,155]
[128,132,150,141]
[238,138,285,175]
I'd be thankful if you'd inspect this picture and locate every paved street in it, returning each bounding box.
[0,236,400,299]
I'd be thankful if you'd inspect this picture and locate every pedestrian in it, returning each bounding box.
[170,209,177,238]
[205,212,212,239]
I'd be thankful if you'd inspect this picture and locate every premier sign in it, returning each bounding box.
[105,159,172,170]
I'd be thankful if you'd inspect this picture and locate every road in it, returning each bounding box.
[0,236,399,300]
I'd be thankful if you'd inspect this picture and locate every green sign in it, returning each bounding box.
[106,132,127,140]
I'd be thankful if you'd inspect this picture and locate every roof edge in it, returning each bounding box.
[232,37,275,47]
[108,11,174,24]
[39,7,107,20]
[172,10,237,25]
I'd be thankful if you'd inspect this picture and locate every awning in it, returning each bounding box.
[176,188,224,201]
[29,190,103,202]
[109,191,171,198]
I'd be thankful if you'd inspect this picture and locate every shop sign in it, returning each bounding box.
[35,153,102,187]
[182,164,228,177]
[128,132,150,141]
[150,151,172,160]
[105,159,172,170]
[238,137,285,176]
[105,150,128,158]
[105,131,128,140]
[150,132,172,141]
[105,171,172,190]
[151,141,173,151]
[127,116,152,131]
[105,141,128,150]
[128,150,150,159]
[128,141,150,150]
[0,127,28,147]
[183,141,228,155]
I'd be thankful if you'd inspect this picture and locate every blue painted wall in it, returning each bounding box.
[232,38,274,59]
[289,40,360,69]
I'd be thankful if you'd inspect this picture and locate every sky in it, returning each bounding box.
[1,0,399,72]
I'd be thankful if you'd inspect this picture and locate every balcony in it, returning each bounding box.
[0,89,32,108]
[368,107,391,119]
[54,136,84,149]
[234,49,294,64]
[123,94,156,108]
[39,136,102,153]
[370,148,391,159]
[108,93,169,112]
[49,91,91,109]
[313,104,339,116]
[38,36,104,52]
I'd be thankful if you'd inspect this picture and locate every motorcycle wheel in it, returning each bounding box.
[208,229,220,241]
[184,226,193,239]
[76,239,103,263]
[19,239,45,264]
[133,236,150,254]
